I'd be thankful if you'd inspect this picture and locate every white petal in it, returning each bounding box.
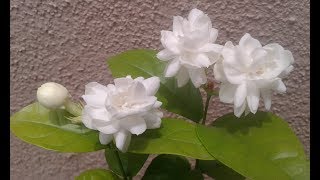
[234,47,252,68]
[129,82,147,99]
[82,94,106,107]
[239,33,262,54]
[81,108,96,130]
[173,16,184,36]
[199,43,223,53]
[234,101,246,118]
[251,48,268,61]
[92,118,114,127]
[261,89,272,110]
[194,53,212,68]
[176,67,190,87]
[106,84,116,93]
[253,79,274,89]
[97,123,119,134]
[279,65,294,78]
[164,58,181,77]
[114,130,132,152]
[263,43,294,78]
[234,83,247,108]
[223,62,246,84]
[157,49,176,61]
[134,77,144,82]
[84,82,109,95]
[129,96,157,106]
[188,8,205,25]
[276,48,294,73]
[181,30,209,50]
[160,30,180,54]
[224,41,234,49]
[142,77,160,96]
[121,116,147,135]
[153,101,162,108]
[99,132,113,145]
[188,68,207,88]
[222,43,247,84]
[188,8,211,30]
[272,79,286,93]
[244,106,251,116]
[115,97,156,119]
[180,54,202,69]
[85,106,110,121]
[246,82,260,114]
[209,28,219,43]
[144,110,162,129]
[213,60,227,82]
[219,83,236,103]
[114,77,133,89]
[282,49,294,64]
[250,48,268,68]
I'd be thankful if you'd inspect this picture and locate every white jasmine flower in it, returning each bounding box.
[82,76,163,152]
[37,82,69,109]
[157,8,223,88]
[214,33,294,117]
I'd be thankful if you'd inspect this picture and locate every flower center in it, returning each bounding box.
[110,91,143,111]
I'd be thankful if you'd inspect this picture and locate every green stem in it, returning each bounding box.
[200,93,212,125]
[195,92,212,169]
[107,144,128,180]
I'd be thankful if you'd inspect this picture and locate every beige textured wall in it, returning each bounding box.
[10,0,310,179]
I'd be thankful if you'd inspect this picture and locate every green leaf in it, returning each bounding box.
[196,112,310,180]
[105,147,148,177]
[107,49,203,122]
[198,160,245,180]
[142,154,203,180]
[128,118,214,160]
[75,169,121,180]
[10,102,105,152]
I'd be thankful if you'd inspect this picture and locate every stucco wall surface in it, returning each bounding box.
[10,0,310,179]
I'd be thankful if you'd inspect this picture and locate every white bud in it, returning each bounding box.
[37,82,69,109]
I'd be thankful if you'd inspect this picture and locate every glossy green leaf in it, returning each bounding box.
[75,169,121,180]
[107,49,203,122]
[196,112,310,180]
[142,154,203,180]
[128,118,214,160]
[105,146,148,177]
[10,103,105,152]
[198,160,245,180]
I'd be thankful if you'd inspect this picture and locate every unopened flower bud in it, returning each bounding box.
[37,82,69,109]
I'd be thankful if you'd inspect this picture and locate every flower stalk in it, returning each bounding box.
[195,91,212,170]
[200,93,212,125]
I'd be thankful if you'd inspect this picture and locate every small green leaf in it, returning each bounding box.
[142,154,203,180]
[10,103,105,152]
[128,118,214,160]
[105,147,148,177]
[196,112,310,180]
[198,160,245,180]
[107,49,203,122]
[75,169,121,180]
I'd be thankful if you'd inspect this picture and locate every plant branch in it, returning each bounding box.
[195,92,212,170]
[199,93,212,125]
